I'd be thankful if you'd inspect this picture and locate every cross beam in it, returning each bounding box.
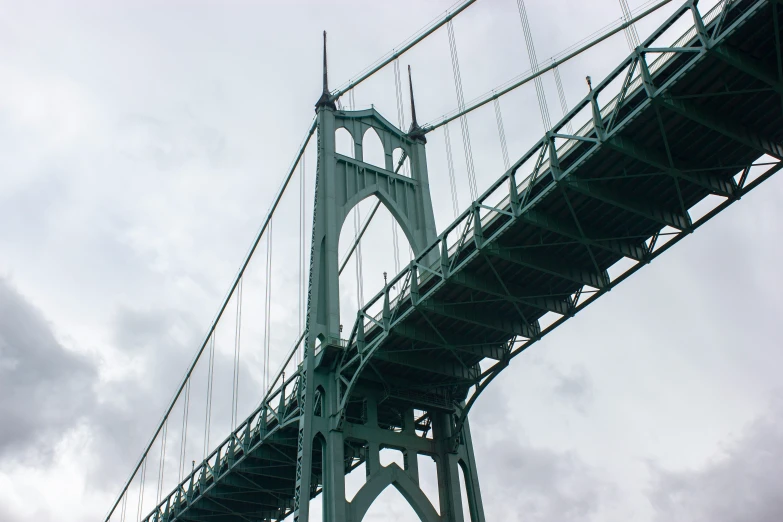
[484,243,608,289]
[607,135,737,197]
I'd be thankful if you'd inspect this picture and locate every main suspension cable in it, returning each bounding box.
[422,0,674,132]
[339,200,381,276]
[104,117,317,522]
[354,207,365,308]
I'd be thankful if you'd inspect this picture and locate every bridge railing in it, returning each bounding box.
[141,334,305,522]
[352,0,739,355]
[138,1,755,519]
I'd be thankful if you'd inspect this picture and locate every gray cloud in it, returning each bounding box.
[0,276,97,462]
[551,364,594,413]
[483,438,612,522]
[0,0,780,520]
[649,398,783,522]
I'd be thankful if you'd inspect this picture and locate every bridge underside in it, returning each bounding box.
[145,1,782,520]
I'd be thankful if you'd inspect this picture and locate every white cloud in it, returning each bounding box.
[1,0,781,521]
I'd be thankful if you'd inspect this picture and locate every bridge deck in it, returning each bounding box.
[145,1,782,520]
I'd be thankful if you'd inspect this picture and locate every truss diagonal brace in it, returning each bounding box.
[449,268,572,315]
[391,322,507,360]
[419,299,540,338]
[607,135,736,197]
[522,208,648,261]
[656,95,783,160]
[564,177,691,230]
[484,244,608,289]
[711,43,783,95]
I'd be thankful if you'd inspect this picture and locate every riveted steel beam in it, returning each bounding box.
[711,43,783,95]
[657,94,783,159]
[521,208,648,261]
[449,267,572,315]
[418,298,540,338]
[484,243,609,289]
[607,135,737,197]
[563,177,692,230]
[391,322,507,360]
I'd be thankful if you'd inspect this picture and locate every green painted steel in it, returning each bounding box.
[134,0,782,520]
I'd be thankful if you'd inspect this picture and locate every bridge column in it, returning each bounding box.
[457,418,486,522]
[323,426,348,520]
[433,411,486,522]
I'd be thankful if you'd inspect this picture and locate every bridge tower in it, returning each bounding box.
[292,34,486,522]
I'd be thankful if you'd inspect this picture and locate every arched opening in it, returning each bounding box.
[379,447,405,468]
[417,454,440,514]
[345,459,366,502]
[314,334,325,357]
[314,386,325,417]
[338,196,414,337]
[361,127,386,168]
[392,147,411,177]
[336,127,355,158]
[309,433,326,522]
[457,459,474,522]
[362,486,426,522]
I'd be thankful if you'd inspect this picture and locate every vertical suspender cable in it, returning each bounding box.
[136,458,147,522]
[619,0,641,50]
[298,156,306,366]
[393,59,409,176]
[263,221,273,393]
[446,20,478,200]
[553,66,573,133]
[230,278,243,429]
[155,420,167,506]
[354,208,364,308]
[391,59,408,274]
[443,124,460,218]
[120,490,128,522]
[203,334,215,459]
[178,379,190,483]
[492,98,510,170]
[516,0,552,130]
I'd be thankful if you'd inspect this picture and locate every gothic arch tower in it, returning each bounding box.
[292,34,486,522]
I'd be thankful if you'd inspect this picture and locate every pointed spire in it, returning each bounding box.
[408,65,418,128]
[407,65,426,143]
[315,31,336,110]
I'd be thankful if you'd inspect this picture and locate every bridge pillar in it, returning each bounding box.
[433,412,486,522]
[295,43,485,520]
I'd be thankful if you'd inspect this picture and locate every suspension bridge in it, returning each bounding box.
[105,0,783,520]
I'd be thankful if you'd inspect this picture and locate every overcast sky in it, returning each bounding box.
[2,0,783,521]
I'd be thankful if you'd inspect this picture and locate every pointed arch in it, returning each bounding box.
[339,188,421,258]
[361,127,387,169]
[348,463,439,522]
[335,127,355,158]
[392,147,411,177]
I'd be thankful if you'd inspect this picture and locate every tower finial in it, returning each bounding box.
[316,31,336,110]
[407,65,426,143]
